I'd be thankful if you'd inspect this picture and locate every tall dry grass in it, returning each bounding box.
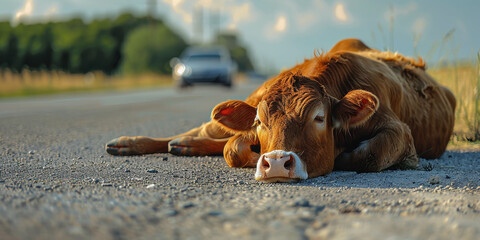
[428,52,480,143]
[0,69,173,98]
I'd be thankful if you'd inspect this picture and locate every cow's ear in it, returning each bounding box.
[212,100,257,132]
[332,90,379,129]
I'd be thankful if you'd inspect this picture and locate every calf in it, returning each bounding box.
[106,38,456,183]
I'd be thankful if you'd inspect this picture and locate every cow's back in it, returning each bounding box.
[356,51,456,158]
[393,62,455,158]
[244,42,455,159]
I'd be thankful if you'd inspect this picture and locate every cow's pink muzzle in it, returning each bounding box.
[255,150,308,182]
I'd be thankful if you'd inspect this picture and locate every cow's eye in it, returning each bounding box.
[256,120,269,131]
[314,115,325,123]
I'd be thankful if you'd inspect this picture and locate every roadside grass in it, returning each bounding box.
[427,55,480,147]
[0,69,173,98]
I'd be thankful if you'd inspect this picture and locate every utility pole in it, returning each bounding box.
[148,0,157,43]
[148,0,157,25]
[210,8,221,41]
[194,6,204,44]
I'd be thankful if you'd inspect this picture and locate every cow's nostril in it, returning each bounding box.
[250,145,261,153]
[262,157,270,169]
[284,156,294,170]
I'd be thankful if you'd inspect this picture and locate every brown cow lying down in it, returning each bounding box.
[106,38,456,183]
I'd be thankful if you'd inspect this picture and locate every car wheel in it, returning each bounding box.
[223,77,233,88]
[176,80,189,88]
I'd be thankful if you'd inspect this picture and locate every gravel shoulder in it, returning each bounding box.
[1,84,479,240]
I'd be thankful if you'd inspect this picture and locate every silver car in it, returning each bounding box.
[171,46,237,88]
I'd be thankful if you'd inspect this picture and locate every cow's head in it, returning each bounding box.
[212,74,378,182]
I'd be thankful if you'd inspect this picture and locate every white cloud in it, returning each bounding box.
[45,5,58,18]
[227,3,252,30]
[163,0,192,23]
[162,0,254,32]
[396,2,418,15]
[384,2,418,21]
[12,0,34,25]
[412,17,426,34]
[279,0,329,32]
[296,12,317,31]
[195,0,216,9]
[263,14,288,40]
[334,3,348,22]
[274,15,287,33]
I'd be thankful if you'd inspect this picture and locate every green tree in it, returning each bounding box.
[215,32,254,72]
[0,14,186,74]
[121,24,187,74]
[108,13,151,72]
[50,18,86,72]
[0,22,17,71]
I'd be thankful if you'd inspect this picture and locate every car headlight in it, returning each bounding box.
[174,63,186,75]
[174,63,191,77]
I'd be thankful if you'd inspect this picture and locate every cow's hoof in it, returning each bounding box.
[168,137,193,156]
[105,137,139,156]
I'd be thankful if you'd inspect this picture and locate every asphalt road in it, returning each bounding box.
[1,81,479,240]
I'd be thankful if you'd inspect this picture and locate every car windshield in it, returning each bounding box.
[186,53,222,61]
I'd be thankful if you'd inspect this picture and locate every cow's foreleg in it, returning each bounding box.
[106,136,171,155]
[106,121,232,156]
[168,137,230,156]
[334,121,418,172]
[223,133,260,168]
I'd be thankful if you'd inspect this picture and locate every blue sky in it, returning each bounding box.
[2,0,479,72]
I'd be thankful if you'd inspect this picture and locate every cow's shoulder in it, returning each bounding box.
[329,38,372,54]
[354,51,426,70]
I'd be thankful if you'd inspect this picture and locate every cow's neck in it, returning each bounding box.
[300,54,361,100]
